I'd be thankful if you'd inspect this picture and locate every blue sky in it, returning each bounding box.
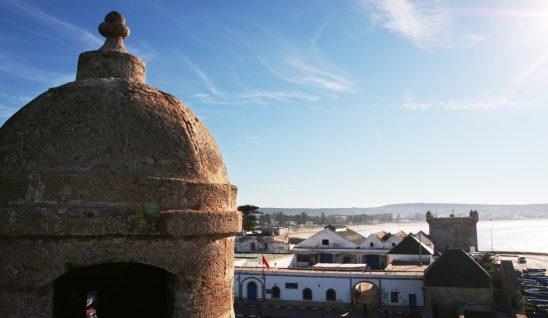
[1,0,548,207]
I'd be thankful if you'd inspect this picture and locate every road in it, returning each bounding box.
[234,304,418,318]
[235,304,354,318]
[497,253,548,271]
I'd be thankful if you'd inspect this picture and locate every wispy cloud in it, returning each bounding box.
[289,58,352,92]
[359,0,482,50]
[401,98,540,111]
[183,56,221,96]
[509,51,548,95]
[237,89,320,103]
[155,6,351,105]
[223,24,353,95]
[0,54,73,85]
[0,91,33,105]
[3,0,101,47]
[258,56,352,93]
[0,91,34,119]
[183,56,320,106]
[0,104,17,118]
[311,19,331,51]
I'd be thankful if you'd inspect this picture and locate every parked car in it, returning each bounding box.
[518,257,527,264]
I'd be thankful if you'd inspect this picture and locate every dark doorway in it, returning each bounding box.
[53,263,171,318]
[326,289,336,301]
[319,253,333,263]
[247,281,258,301]
[271,286,280,299]
[408,293,417,310]
[365,254,381,269]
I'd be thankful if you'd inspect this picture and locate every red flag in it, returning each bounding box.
[262,255,270,269]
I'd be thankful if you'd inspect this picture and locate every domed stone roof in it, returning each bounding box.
[0,11,235,212]
[0,13,239,318]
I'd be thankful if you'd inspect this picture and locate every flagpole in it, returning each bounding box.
[261,253,266,304]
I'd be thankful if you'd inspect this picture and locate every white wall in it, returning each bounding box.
[387,254,433,264]
[380,279,424,307]
[235,254,296,268]
[362,235,384,249]
[295,229,358,249]
[361,234,404,250]
[234,270,424,307]
[385,235,405,249]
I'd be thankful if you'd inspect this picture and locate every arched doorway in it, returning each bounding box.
[271,286,281,299]
[247,281,258,301]
[53,263,172,318]
[352,281,380,312]
[303,288,313,300]
[326,289,336,301]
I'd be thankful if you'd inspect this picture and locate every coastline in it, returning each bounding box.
[288,219,548,254]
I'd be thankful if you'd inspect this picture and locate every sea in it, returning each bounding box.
[356,218,548,253]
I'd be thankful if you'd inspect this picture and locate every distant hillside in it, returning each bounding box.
[259,203,548,219]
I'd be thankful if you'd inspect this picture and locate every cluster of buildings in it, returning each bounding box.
[292,225,430,269]
[235,210,526,317]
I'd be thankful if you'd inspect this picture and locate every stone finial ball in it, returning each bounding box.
[98,11,130,39]
[105,11,125,24]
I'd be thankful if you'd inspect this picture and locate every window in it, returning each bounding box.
[326,289,336,301]
[303,288,312,300]
[391,291,399,303]
[369,242,374,248]
[342,256,352,264]
[285,283,298,289]
[322,239,329,246]
[271,286,280,299]
[250,243,256,251]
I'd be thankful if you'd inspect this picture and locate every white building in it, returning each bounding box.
[235,227,293,254]
[361,230,407,250]
[234,253,296,269]
[292,225,407,269]
[234,267,425,312]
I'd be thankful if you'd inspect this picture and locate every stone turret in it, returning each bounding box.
[426,210,479,253]
[470,209,479,222]
[0,11,240,318]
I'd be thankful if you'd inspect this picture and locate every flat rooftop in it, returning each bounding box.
[235,253,294,261]
[235,266,424,278]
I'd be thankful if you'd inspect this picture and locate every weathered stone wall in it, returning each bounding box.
[428,217,478,252]
[424,286,492,317]
[0,11,241,317]
[0,208,240,318]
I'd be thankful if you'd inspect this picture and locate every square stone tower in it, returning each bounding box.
[426,210,479,253]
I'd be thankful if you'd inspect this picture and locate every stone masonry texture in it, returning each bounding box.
[0,11,241,318]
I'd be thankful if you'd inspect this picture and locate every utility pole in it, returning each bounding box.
[490,218,494,252]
